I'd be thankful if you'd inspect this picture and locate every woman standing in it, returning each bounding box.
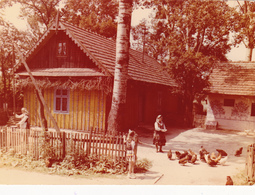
[153,115,167,153]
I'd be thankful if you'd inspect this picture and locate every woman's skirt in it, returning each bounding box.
[153,131,166,146]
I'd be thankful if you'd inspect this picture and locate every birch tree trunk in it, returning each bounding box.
[246,47,253,62]
[107,0,133,133]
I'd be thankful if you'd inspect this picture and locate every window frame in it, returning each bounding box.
[54,88,70,114]
[56,41,67,57]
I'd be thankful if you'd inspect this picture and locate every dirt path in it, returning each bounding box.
[137,127,255,185]
[0,127,254,185]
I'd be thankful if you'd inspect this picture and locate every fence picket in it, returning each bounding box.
[0,127,126,163]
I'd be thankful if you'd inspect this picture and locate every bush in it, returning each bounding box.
[135,158,152,173]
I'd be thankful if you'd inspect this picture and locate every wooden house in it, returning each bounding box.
[14,20,180,132]
[206,62,255,131]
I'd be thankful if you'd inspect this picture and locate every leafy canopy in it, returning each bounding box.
[61,0,118,38]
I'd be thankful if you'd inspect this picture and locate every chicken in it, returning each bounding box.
[210,152,217,160]
[219,155,228,166]
[216,149,228,157]
[204,154,221,166]
[214,153,222,164]
[175,151,181,159]
[167,149,172,160]
[190,154,197,164]
[179,150,189,159]
[199,146,209,161]
[235,147,243,156]
[226,176,233,185]
[186,154,192,161]
[188,149,196,156]
[179,156,188,166]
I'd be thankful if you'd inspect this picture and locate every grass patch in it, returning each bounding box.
[0,149,152,179]
[232,169,255,185]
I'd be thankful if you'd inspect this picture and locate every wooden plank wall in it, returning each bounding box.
[24,89,106,131]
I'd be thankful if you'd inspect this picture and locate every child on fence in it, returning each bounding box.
[15,108,30,130]
[123,129,138,179]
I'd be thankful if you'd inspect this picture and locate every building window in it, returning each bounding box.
[57,42,67,56]
[54,89,69,113]
[251,103,255,116]
[224,99,235,107]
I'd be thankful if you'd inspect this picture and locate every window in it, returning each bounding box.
[54,89,69,113]
[224,99,235,107]
[57,42,67,56]
[251,103,255,116]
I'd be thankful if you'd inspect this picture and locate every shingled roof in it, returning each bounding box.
[16,20,176,88]
[208,62,255,96]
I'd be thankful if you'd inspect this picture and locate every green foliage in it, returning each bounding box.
[132,0,237,126]
[62,0,118,38]
[233,1,255,61]
[134,158,152,173]
[39,132,58,163]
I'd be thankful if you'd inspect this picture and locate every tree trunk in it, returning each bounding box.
[14,44,60,132]
[107,0,133,134]
[36,90,48,131]
[246,47,253,62]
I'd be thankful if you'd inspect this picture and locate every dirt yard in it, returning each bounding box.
[0,127,254,186]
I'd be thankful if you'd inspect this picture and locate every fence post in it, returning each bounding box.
[245,143,255,182]
[62,132,66,159]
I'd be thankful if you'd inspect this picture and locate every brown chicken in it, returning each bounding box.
[175,151,181,159]
[210,152,217,160]
[235,147,243,156]
[190,154,197,164]
[199,146,209,161]
[226,176,233,185]
[204,153,221,166]
[179,156,188,166]
[179,150,189,159]
[167,149,172,160]
[216,149,228,157]
[188,149,196,156]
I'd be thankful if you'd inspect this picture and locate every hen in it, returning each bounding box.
[226,176,233,185]
[167,149,172,160]
[199,146,209,162]
[179,156,188,166]
[216,149,228,157]
[179,150,189,159]
[175,151,181,159]
[210,152,217,160]
[235,147,243,156]
[204,153,221,166]
[190,154,197,164]
[219,155,228,166]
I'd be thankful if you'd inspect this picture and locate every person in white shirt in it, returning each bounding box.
[15,108,30,130]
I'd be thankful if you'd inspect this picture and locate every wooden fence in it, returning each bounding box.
[0,127,127,163]
[245,143,255,182]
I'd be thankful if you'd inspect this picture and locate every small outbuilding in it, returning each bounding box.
[206,62,255,131]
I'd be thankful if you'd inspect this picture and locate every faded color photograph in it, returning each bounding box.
[0,1,255,194]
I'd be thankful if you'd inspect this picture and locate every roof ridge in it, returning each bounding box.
[60,20,114,41]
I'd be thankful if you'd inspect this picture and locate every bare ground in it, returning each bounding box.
[0,127,254,185]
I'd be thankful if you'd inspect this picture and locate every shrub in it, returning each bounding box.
[135,158,152,173]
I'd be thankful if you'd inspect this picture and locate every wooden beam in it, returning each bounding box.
[14,44,60,132]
